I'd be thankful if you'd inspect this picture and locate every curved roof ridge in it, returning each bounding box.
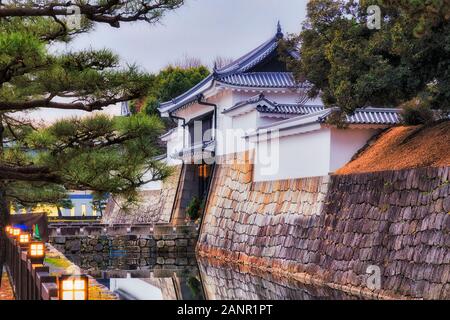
[158,24,299,115]
[214,29,282,76]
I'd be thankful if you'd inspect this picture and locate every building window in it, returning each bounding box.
[187,112,214,147]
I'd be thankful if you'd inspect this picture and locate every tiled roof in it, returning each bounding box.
[256,103,324,115]
[217,72,298,88]
[158,75,214,114]
[158,24,304,115]
[223,93,323,116]
[152,154,167,161]
[318,107,401,125]
[214,37,280,77]
[250,107,401,138]
[256,105,400,123]
[159,128,177,139]
[222,93,273,114]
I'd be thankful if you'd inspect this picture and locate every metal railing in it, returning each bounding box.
[3,227,89,300]
[4,235,58,300]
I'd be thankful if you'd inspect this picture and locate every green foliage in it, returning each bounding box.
[132,65,210,116]
[186,196,201,221]
[2,112,171,207]
[0,4,183,210]
[25,113,169,197]
[285,0,450,114]
[44,257,73,269]
[400,99,435,125]
[7,181,71,208]
[156,66,210,103]
[187,276,203,299]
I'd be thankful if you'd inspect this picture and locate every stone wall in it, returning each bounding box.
[50,235,155,270]
[50,227,197,270]
[197,152,450,299]
[102,165,181,224]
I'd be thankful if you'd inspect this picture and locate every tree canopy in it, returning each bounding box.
[131,64,210,116]
[285,0,450,114]
[0,1,183,216]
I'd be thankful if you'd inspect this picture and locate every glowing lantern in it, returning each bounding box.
[58,275,89,300]
[19,233,31,245]
[28,242,45,264]
[12,228,21,237]
[7,227,15,236]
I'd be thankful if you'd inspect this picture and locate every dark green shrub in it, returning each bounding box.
[187,276,202,299]
[401,100,435,125]
[186,196,201,220]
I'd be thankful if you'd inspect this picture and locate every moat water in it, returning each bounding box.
[63,253,359,300]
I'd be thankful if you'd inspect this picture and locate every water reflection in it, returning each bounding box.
[64,253,359,300]
[198,257,358,300]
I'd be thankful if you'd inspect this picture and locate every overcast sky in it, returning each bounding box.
[31,0,308,122]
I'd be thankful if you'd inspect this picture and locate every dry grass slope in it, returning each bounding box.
[336,120,450,175]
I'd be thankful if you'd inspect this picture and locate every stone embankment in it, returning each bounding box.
[49,224,198,270]
[102,165,182,224]
[197,152,450,300]
[45,244,118,300]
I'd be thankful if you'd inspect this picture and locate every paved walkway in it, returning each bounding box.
[0,271,15,300]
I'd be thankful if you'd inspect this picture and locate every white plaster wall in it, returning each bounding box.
[214,90,234,156]
[329,127,380,172]
[163,88,324,159]
[222,110,257,154]
[254,128,331,181]
[165,127,183,166]
[139,179,163,191]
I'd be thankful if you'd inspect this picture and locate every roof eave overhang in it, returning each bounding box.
[247,122,323,143]
[173,141,216,163]
[258,112,295,119]
[223,104,256,117]
[247,120,397,143]
[158,75,216,116]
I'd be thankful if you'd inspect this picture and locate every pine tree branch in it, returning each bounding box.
[0,164,61,183]
[0,94,138,111]
[0,1,184,28]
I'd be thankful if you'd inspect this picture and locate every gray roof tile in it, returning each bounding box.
[158,25,303,114]
[257,104,324,115]
[318,107,401,125]
[217,72,298,88]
